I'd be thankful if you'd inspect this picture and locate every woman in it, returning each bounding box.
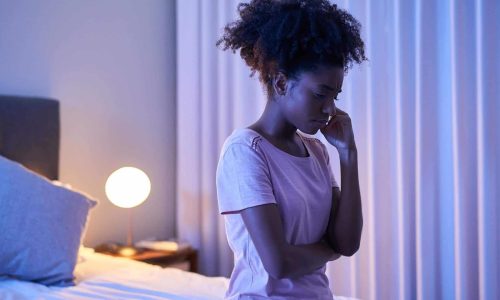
[216,0,366,299]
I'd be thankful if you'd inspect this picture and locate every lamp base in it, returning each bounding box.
[94,243,144,257]
[118,246,139,257]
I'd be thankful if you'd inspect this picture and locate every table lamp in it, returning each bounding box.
[105,166,151,256]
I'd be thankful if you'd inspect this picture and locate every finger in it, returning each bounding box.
[324,120,343,133]
[326,117,339,128]
[328,118,351,131]
[326,115,336,126]
[330,115,350,123]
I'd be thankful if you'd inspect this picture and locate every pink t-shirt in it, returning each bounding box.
[216,128,339,299]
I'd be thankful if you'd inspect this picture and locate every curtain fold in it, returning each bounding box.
[176,1,499,299]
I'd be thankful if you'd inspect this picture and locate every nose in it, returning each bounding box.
[322,100,336,116]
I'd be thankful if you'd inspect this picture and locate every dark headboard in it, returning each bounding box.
[0,95,60,180]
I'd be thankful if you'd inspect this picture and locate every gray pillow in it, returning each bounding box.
[0,155,97,286]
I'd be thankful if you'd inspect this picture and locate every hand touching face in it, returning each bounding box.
[320,107,356,151]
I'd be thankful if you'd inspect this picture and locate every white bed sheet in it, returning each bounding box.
[0,247,359,300]
[0,247,229,300]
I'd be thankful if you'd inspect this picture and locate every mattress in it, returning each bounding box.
[0,247,229,300]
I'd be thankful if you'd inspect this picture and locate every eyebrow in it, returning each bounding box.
[319,84,342,93]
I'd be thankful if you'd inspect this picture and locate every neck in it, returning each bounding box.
[251,100,297,141]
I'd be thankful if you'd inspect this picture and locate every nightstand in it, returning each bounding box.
[96,246,198,272]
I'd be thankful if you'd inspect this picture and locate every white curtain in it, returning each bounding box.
[176,1,499,299]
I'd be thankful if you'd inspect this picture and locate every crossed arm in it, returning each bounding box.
[239,150,363,279]
[240,204,340,280]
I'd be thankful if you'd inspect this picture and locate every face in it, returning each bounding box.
[279,65,344,134]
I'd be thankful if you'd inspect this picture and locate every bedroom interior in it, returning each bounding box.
[0,0,177,250]
[1,0,499,299]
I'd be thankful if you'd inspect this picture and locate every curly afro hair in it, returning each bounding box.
[217,0,367,95]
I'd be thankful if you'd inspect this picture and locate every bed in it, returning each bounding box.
[0,95,229,300]
[0,246,228,299]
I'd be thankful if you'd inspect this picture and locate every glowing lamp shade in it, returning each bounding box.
[105,167,151,208]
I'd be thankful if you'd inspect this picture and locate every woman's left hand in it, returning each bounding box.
[320,108,356,151]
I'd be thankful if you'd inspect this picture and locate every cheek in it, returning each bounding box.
[287,88,319,120]
[295,90,317,111]
[294,98,316,117]
[303,98,323,114]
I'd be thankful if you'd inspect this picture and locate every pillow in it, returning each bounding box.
[0,155,97,286]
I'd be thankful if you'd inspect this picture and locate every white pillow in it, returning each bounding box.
[0,155,97,286]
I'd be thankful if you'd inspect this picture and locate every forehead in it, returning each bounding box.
[296,65,344,90]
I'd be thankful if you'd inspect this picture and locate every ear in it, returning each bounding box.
[272,72,288,96]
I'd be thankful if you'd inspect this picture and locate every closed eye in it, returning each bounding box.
[314,93,326,99]
[315,93,340,102]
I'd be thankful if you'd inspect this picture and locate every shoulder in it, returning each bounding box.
[217,129,271,181]
[222,128,265,153]
[218,128,269,168]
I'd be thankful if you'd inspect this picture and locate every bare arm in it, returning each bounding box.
[240,204,340,279]
[325,149,363,256]
[320,108,363,256]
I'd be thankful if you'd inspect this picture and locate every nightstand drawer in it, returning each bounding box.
[135,248,198,272]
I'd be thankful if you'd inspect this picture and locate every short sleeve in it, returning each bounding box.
[320,142,339,188]
[216,143,276,214]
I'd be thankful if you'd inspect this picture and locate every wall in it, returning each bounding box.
[0,0,176,247]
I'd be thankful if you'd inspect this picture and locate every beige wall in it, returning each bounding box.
[0,0,176,247]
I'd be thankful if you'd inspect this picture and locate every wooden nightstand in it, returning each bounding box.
[96,246,198,272]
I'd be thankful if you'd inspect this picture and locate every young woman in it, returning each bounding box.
[216,1,366,299]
